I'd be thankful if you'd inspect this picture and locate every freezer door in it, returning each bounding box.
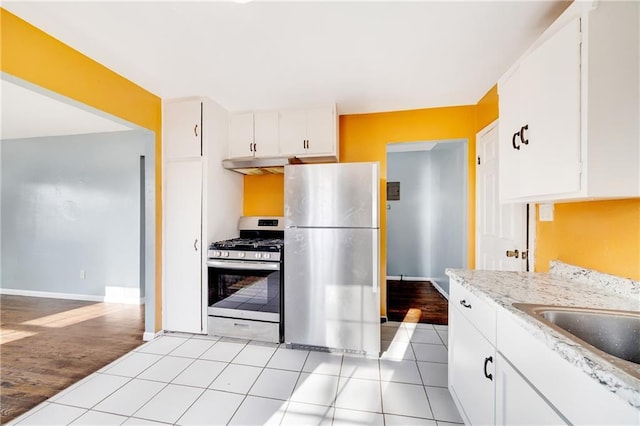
[284,227,380,355]
[285,162,379,228]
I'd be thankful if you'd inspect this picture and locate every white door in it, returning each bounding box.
[449,307,496,425]
[164,100,202,159]
[518,17,581,198]
[253,111,280,158]
[476,122,527,271]
[228,113,255,159]
[305,107,335,156]
[164,159,203,333]
[278,109,307,156]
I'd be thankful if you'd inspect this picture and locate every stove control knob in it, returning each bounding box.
[255,253,262,259]
[223,251,229,258]
[238,252,245,258]
[263,253,271,260]
[214,251,221,257]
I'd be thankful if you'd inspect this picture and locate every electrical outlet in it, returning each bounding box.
[539,203,554,222]
[80,270,86,279]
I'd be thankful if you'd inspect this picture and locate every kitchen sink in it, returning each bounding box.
[513,304,640,379]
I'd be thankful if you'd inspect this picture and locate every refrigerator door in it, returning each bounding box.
[285,162,379,229]
[284,227,380,355]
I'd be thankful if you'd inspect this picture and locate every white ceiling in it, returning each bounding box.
[2,1,569,115]
[1,79,132,140]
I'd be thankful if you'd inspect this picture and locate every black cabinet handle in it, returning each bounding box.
[512,132,520,150]
[484,356,493,381]
[520,124,529,145]
[249,143,253,152]
[194,124,198,137]
[459,300,471,309]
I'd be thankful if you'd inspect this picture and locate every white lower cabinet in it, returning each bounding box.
[450,277,639,425]
[449,278,566,425]
[449,306,495,425]
[495,353,565,425]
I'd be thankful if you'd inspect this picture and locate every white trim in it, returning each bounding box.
[386,276,449,300]
[0,288,144,305]
[143,330,164,341]
[528,203,537,271]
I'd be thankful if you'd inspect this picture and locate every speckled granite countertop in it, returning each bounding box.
[446,261,640,410]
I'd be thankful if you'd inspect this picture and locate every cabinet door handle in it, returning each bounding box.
[194,124,199,137]
[253,143,257,152]
[506,249,519,258]
[194,238,198,251]
[459,300,472,309]
[484,356,493,381]
[512,132,520,150]
[520,124,529,145]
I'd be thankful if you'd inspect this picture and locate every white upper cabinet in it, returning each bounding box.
[498,1,639,203]
[279,106,337,158]
[253,111,280,158]
[229,111,279,159]
[165,99,202,159]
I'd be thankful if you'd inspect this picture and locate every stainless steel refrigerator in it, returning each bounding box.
[284,162,380,356]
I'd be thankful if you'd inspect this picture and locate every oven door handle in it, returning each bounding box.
[206,259,280,271]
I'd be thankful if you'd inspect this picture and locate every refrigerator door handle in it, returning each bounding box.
[372,230,378,294]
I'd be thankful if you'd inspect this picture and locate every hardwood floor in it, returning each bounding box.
[0,295,144,423]
[386,280,449,325]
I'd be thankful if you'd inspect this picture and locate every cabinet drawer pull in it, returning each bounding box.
[233,323,250,328]
[512,132,521,150]
[460,300,472,309]
[484,356,493,381]
[520,124,529,145]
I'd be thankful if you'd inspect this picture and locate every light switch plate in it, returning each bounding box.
[539,203,554,222]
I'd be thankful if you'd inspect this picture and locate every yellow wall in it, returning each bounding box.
[1,9,164,329]
[536,200,640,280]
[244,106,478,316]
[244,174,285,216]
[476,85,498,131]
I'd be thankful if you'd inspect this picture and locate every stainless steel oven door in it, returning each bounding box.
[206,259,281,323]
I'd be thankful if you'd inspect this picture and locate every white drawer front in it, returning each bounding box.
[208,317,279,343]
[450,279,496,344]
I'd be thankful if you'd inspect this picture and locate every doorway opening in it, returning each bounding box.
[0,75,157,421]
[385,139,468,324]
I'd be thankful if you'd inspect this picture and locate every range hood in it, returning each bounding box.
[222,157,291,175]
[223,155,338,175]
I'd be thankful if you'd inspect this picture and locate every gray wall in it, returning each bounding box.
[429,141,467,294]
[387,151,432,277]
[1,130,147,300]
[386,140,467,295]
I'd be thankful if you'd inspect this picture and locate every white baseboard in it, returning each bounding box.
[386,275,435,282]
[0,288,144,305]
[430,281,449,300]
[386,276,449,300]
[143,330,163,341]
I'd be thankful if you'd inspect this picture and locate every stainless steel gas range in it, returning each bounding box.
[206,216,284,343]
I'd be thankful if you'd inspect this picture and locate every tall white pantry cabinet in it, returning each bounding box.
[163,97,242,334]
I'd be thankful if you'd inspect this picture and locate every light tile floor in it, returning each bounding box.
[9,322,462,426]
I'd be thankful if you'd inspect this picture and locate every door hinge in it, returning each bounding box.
[477,156,481,165]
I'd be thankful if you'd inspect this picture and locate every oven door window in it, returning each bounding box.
[208,267,280,315]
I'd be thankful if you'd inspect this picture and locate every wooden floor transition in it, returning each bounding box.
[0,295,144,423]
[387,280,449,325]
